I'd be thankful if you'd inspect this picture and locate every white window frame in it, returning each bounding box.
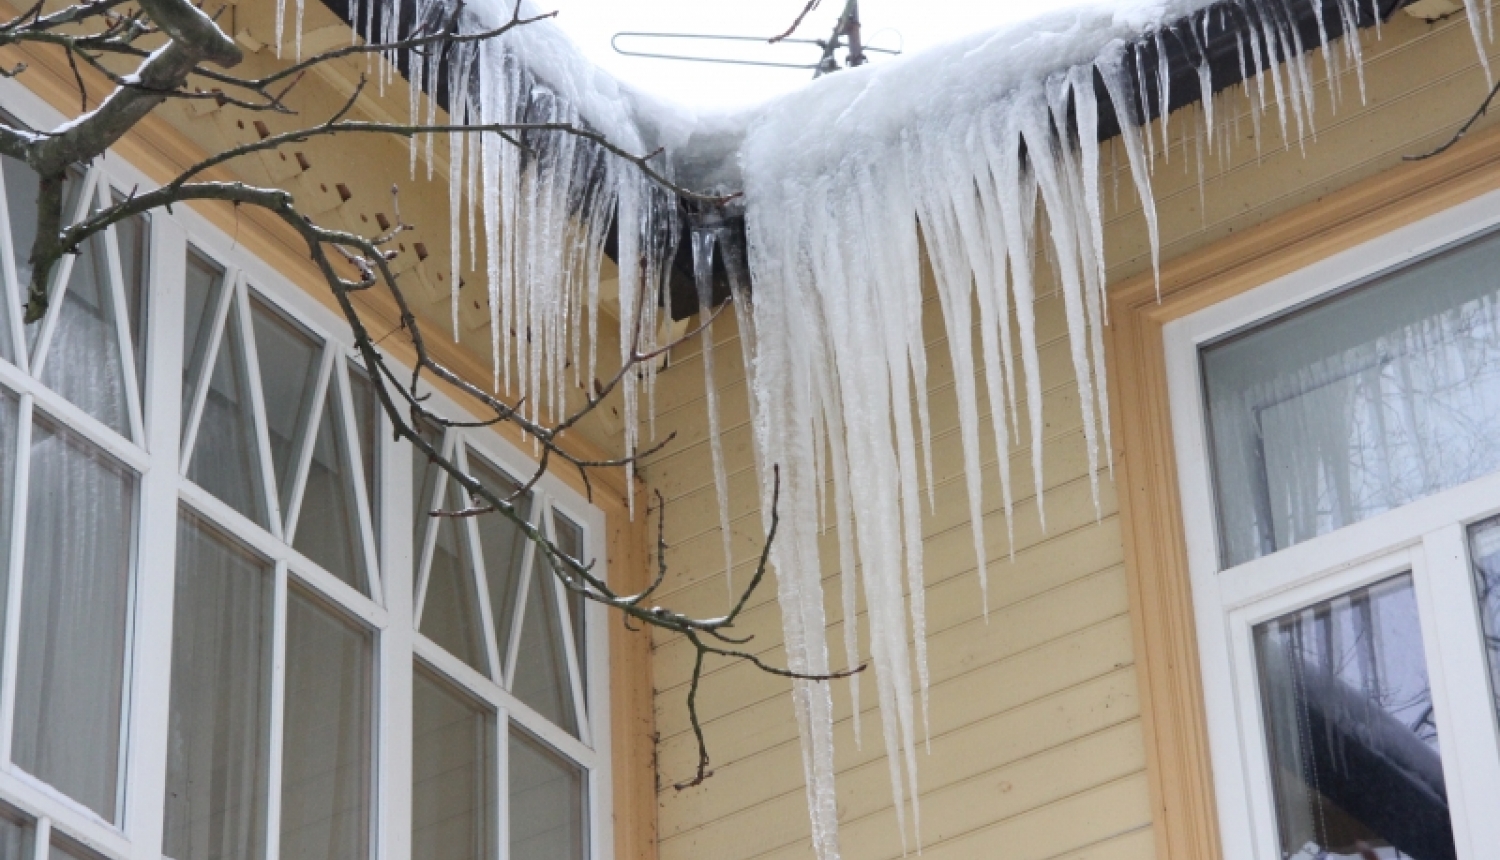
[0,69,612,860]
[1165,187,1500,860]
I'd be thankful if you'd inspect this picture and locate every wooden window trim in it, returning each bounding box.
[1106,123,1500,860]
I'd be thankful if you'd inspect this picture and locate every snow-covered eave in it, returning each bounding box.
[318,0,1413,318]
[659,0,1412,318]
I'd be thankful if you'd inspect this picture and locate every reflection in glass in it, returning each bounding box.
[188,299,269,528]
[554,512,587,690]
[2,154,41,309]
[509,727,586,860]
[512,537,578,735]
[411,416,444,589]
[1254,575,1455,860]
[420,479,487,675]
[250,297,322,514]
[39,226,130,435]
[182,251,226,440]
[1465,516,1500,733]
[1205,228,1500,567]
[164,514,274,860]
[469,454,530,668]
[346,361,380,557]
[12,418,135,822]
[280,589,373,860]
[113,200,149,399]
[293,389,367,594]
[412,668,494,860]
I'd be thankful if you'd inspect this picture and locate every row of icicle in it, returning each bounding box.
[271,0,1495,857]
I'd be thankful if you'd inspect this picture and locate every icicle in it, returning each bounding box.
[692,230,735,597]
[1155,30,1172,162]
[1339,0,1369,104]
[1019,80,1104,515]
[1098,43,1162,297]
[479,36,506,391]
[1128,43,1155,169]
[296,0,306,59]
[1067,66,1115,481]
[449,125,464,339]
[1463,0,1495,86]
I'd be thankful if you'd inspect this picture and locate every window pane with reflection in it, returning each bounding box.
[12,416,135,822]
[412,667,494,860]
[280,588,373,860]
[164,514,274,860]
[1205,228,1500,567]
[1465,515,1500,735]
[1254,574,1456,860]
[509,727,585,860]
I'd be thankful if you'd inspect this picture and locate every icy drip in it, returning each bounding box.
[692,229,735,595]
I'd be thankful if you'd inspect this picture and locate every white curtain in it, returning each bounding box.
[279,589,372,860]
[11,418,134,823]
[163,514,273,860]
[508,727,585,860]
[411,668,494,860]
[1206,230,1500,567]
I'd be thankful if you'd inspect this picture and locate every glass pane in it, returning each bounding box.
[250,297,322,514]
[164,514,274,860]
[411,416,445,586]
[346,361,380,558]
[1254,574,1455,860]
[182,251,226,441]
[509,728,586,860]
[113,205,149,400]
[0,803,34,860]
[12,417,135,822]
[420,479,488,676]
[469,454,530,668]
[511,538,578,735]
[39,228,130,435]
[554,512,587,689]
[3,154,41,305]
[188,299,269,528]
[1465,515,1500,728]
[412,668,495,860]
[1205,228,1500,567]
[280,589,372,860]
[292,390,367,594]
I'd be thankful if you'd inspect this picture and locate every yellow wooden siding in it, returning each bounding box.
[644,10,1500,860]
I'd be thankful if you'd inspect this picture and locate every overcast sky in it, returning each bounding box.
[545,0,1084,110]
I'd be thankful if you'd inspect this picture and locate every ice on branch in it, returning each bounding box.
[284,0,1493,856]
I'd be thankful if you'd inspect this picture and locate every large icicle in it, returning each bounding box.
[692,229,736,595]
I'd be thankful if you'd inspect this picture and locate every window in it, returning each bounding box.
[0,88,608,860]
[1168,197,1500,860]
